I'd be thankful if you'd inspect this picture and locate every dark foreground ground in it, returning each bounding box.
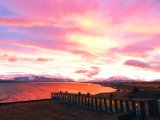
[0,100,116,120]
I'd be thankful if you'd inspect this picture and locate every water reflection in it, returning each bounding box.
[0,82,116,103]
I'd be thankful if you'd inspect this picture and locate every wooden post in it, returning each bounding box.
[84,95,87,108]
[66,93,69,104]
[140,101,146,119]
[104,98,108,113]
[78,92,81,106]
[95,97,98,111]
[132,101,136,116]
[52,93,56,101]
[71,95,73,104]
[87,93,90,109]
[75,95,77,105]
[63,93,65,103]
[61,93,63,103]
[72,94,74,105]
[57,94,59,100]
[72,95,75,104]
[57,94,59,101]
[65,93,68,103]
[58,93,60,102]
[74,95,77,105]
[91,97,94,110]
[75,95,77,104]
[81,95,84,107]
[99,97,102,112]
[73,95,75,104]
[64,91,67,103]
[69,94,72,104]
[55,93,58,100]
[59,93,61,103]
[60,91,62,103]
[62,93,65,103]
[51,93,53,99]
[59,93,61,102]
[69,94,71,104]
[114,99,118,113]
[63,93,66,103]
[58,93,60,101]
[120,100,124,112]
[148,99,159,118]
[62,93,64,103]
[125,100,129,112]
[109,99,113,113]
[64,93,66,103]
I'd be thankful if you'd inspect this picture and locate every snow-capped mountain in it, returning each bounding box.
[0,74,74,82]
[90,76,137,83]
[106,76,134,82]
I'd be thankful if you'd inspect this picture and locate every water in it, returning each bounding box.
[0,82,116,103]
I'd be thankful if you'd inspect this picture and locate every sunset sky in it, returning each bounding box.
[0,0,160,81]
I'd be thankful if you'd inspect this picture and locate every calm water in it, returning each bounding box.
[0,82,116,103]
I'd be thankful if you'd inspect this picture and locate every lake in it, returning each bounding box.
[0,82,116,103]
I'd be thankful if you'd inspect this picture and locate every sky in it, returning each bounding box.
[0,0,160,81]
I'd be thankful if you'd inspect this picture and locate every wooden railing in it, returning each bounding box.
[51,91,159,119]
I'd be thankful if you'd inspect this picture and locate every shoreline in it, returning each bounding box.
[96,81,160,99]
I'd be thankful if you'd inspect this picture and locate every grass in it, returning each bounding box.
[0,100,116,120]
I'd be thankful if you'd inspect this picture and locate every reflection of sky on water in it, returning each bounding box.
[0,82,116,103]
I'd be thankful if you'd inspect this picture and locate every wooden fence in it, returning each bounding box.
[51,91,159,119]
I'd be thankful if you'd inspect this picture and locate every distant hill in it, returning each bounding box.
[90,76,139,83]
[0,74,74,83]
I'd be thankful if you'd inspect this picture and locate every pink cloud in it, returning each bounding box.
[0,17,40,26]
[85,70,99,78]
[75,70,88,74]
[116,35,160,57]
[0,54,18,62]
[124,59,160,72]
[91,66,100,70]
[36,58,49,62]
[71,50,95,58]
[8,57,17,62]
[2,0,100,19]
[124,60,149,68]
[75,66,100,78]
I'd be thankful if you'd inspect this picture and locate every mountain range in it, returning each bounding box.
[89,76,139,83]
[0,74,159,83]
[0,74,74,83]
